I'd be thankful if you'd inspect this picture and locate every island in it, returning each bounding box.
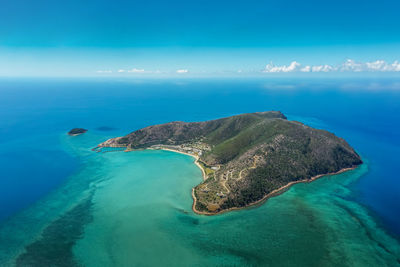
[96,111,362,215]
[68,128,88,136]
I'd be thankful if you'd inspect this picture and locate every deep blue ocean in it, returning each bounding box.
[0,77,399,260]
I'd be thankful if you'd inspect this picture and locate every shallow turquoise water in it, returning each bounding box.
[6,132,398,266]
[73,154,399,266]
[1,78,400,266]
[73,150,203,266]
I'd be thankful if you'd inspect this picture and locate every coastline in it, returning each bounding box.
[191,165,359,216]
[68,133,84,136]
[67,129,87,136]
[153,148,207,181]
[154,147,359,216]
[99,145,359,216]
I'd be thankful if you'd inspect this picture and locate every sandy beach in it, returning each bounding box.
[154,147,207,181]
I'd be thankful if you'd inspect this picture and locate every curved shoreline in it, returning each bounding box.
[154,148,207,181]
[155,147,359,216]
[99,146,359,216]
[193,165,358,216]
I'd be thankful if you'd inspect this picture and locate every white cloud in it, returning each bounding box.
[262,59,400,74]
[340,59,364,72]
[263,61,301,73]
[311,64,335,72]
[98,59,400,76]
[263,61,334,73]
[364,60,400,72]
[176,69,189,74]
[339,59,400,72]
[300,66,311,72]
[392,61,400,71]
[365,60,386,71]
[96,70,112,73]
[128,68,146,73]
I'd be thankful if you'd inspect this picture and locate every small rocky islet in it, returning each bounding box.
[97,111,362,214]
[68,128,88,136]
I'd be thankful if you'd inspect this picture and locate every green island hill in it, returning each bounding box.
[97,111,362,215]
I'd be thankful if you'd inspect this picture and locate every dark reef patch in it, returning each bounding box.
[177,214,200,225]
[334,200,400,263]
[15,195,93,267]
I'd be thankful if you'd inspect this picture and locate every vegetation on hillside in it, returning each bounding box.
[98,111,362,214]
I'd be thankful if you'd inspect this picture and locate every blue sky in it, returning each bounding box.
[0,0,400,76]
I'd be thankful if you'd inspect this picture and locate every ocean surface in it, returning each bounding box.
[0,77,399,266]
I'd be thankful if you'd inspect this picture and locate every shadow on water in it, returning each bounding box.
[15,194,94,267]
